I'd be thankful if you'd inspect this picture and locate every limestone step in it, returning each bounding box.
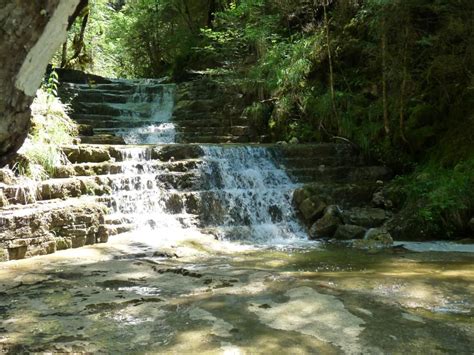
[104,223,136,237]
[273,143,355,158]
[74,103,149,117]
[67,92,131,104]
[279,156,363,169]
[61,144,205,164]
[63,83,136,92]
[80,134,126,145]
[175,134,249,144]
[53,159,202,178]
[287,166,391,183]
[293,181,380,208]
[2,171,205,205]
[67,91,164,104]
[0,197,108,261]
[176,127,230,136]
[71,115,159,129]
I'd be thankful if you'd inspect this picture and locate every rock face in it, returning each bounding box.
[0,0,81,166]
[289,145,393,241]
[0,201,107,261]
[173,78,259,143]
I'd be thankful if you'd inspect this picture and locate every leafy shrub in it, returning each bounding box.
[17,89,78,180]
[393,159,474,236]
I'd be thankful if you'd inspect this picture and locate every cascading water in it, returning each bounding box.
[199,145,306,243]
[109,80,176,144]
[98,79,306,245]
[105,146,199,236]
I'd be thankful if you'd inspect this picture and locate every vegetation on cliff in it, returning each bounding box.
[17,82,78,180]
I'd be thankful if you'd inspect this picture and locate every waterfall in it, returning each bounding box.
[109,81,176,144]
[84,79,306,245]
[106,144,306,245]
[198,145,306,243]
[105,146,199,239]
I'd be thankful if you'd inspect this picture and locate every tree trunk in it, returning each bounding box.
[0,0,80,167]
[323,1,338,129]
[399,26,410,145]
[381,18,390,136]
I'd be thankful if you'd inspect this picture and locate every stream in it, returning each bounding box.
[0,79,473,354]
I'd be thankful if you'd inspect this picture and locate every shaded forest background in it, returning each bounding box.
[56,0,474,238]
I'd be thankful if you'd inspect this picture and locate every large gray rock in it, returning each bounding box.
[309,206,342,239]
[293,187,310,206]
[334,224,366,240]
[342,207,388,228]
[352,228,393,250]
[299,196,327,224]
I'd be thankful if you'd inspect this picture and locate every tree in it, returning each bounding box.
[0,0,83,166]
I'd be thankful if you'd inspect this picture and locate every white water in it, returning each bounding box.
[107,146,198,233]
[95,79,306,245]
[200,146,307,244]
[104,144,307,245]
[111,81,176,144]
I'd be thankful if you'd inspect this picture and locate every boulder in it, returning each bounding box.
[352,228,393,250]
[289,137,299,144]
[342,207,388,228]
[299,196,327,224]
[292,187,311,206]
[334,224,366,240]
[309,205,342,239]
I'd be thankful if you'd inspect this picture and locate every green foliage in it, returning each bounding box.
[393,158,474,236]
[44,69,59,98]
[17,90,78,180]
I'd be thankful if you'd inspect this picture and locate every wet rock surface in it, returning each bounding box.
[353,228,394,250]
[0,234,472,353]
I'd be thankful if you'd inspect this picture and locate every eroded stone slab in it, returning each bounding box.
[248,286,365,354]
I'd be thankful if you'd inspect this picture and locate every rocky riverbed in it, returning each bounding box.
[0,231,473,353]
